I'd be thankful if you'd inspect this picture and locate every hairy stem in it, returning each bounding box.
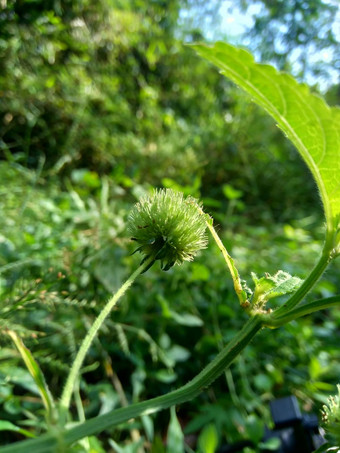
[1,316,262,453]
[59,256,154,413]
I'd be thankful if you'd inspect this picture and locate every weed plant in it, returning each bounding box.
[0,43,340,452]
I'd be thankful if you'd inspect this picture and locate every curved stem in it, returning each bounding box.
[273,235,333,318]
[263,295,340,327]
[1,316,263,453]
[59,256,154,413]
[203,215,248,305]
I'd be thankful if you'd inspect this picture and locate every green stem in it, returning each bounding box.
[203,215,248,305]
[1,316,263,453]
[263,295,340,327]
[272,235,333,318]
[59,256,154,413]
[74,379,90,452]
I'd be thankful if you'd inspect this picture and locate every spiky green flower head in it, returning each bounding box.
[127,189,208,271]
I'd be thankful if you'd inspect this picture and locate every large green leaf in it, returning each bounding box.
[193,42,340,232]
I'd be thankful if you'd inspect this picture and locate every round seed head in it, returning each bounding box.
[127,189,208,270]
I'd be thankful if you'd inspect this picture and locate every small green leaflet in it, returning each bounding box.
[0,421,35,438]
[193,42,340,233]
[166,407,185,453]
[251,270,303,305]
[197,423,219,453]
[7,330,55,421]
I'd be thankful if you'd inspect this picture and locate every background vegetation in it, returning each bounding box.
[0,0,339,451]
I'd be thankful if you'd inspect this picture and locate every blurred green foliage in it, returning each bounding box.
[0,0,339,451]
[1,160,339,450]
[0,0,325,223]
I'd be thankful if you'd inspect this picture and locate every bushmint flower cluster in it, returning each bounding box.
[322,384,340,425]
[321,384,340,447]
[127,189,208,271]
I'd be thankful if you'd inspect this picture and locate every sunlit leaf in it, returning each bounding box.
[197,423,219,453]
[193,42,340,232]
[251,270,302,304]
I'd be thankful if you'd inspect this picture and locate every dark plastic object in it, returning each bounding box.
[270,396,302,427]
[263,396,324,453]
[218,395,326,453]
